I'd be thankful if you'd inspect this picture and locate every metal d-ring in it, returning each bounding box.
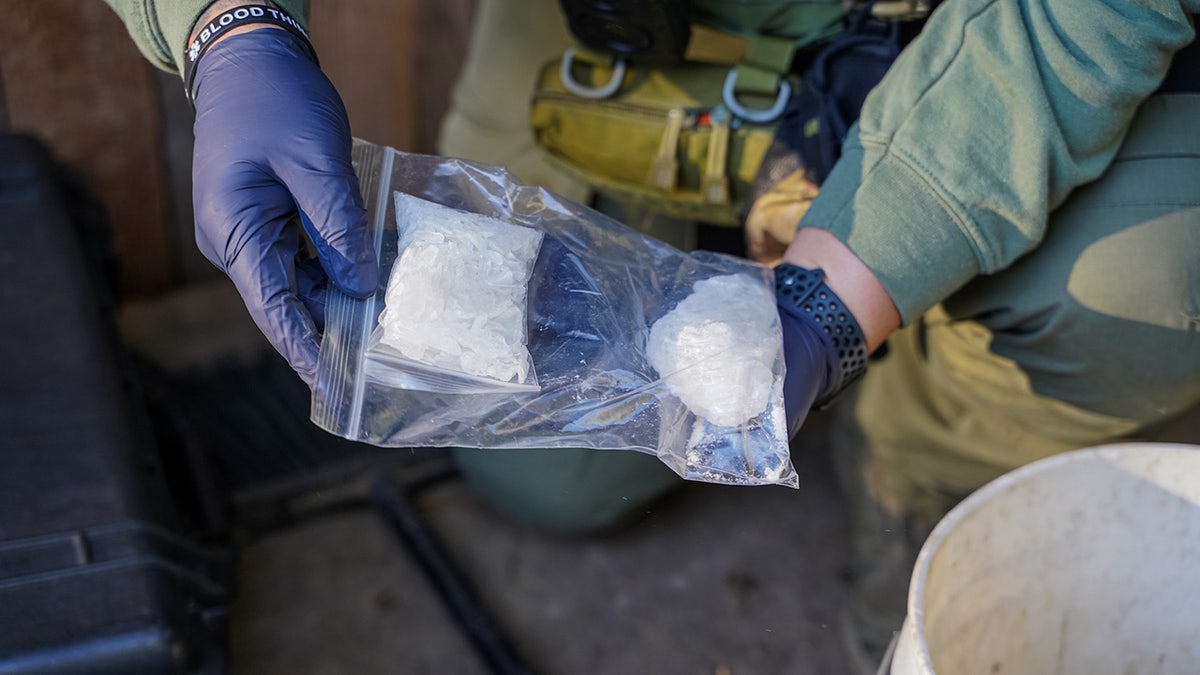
[722,69,791,123]
[560,47,627,100]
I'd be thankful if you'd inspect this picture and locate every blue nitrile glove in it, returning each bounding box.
[775,263,868,437]
[190,28,378,385]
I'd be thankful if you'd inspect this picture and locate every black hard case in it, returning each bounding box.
[0,135,227,674]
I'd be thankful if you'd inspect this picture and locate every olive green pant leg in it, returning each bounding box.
[436,0,590,203]
[451,447,682,533]
[837,93,1200,672]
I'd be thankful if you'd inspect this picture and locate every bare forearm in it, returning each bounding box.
[782,227,900,353]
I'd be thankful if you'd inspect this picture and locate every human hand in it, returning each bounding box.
[190,25,377,385]
[744,169,820,266]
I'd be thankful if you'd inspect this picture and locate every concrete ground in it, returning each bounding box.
[120,279,857,675]
[225,447,853,675]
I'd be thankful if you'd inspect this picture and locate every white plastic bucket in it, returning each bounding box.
[889,442,1200,675]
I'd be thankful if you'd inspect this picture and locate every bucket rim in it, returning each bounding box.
[901,441,1200,673]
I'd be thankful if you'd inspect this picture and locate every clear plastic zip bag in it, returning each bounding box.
[312,140,797,488]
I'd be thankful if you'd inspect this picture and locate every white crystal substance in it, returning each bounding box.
[376,193,543,383]
[647,274,781,427]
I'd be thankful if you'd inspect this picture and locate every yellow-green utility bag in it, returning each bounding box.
[529,2,849,227]
[529,0,934,227]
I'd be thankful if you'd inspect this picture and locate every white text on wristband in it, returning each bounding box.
[186,6,310,64]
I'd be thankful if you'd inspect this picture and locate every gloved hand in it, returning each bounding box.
[777,300,838,437]
[775,264,867,437]
[191,28,378,385]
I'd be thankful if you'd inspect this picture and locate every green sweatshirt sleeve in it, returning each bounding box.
[799,0,1199,323]
[103,0,310,75]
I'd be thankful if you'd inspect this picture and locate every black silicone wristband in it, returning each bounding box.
[182,4,317,104]
[774,263,869,406]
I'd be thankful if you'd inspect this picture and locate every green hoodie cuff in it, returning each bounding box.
[162,3,218,73]
[105,1,311,75]
[168,1,311,74]
[799,127,985,325]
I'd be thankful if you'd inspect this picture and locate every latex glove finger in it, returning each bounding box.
[288,164,378,298]
[223,221,321,384]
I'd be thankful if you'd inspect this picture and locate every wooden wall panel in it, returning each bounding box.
[0,0,477,297]
[0,0,177,296]
[310,0,477,154]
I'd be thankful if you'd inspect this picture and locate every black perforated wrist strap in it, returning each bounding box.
[774,263,868,407]
[182,4,317,104]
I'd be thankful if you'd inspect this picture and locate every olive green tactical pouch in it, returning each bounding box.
[529,1,846,227]
[530,56,782,226]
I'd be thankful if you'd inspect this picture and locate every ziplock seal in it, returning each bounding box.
[311,141,393,439]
